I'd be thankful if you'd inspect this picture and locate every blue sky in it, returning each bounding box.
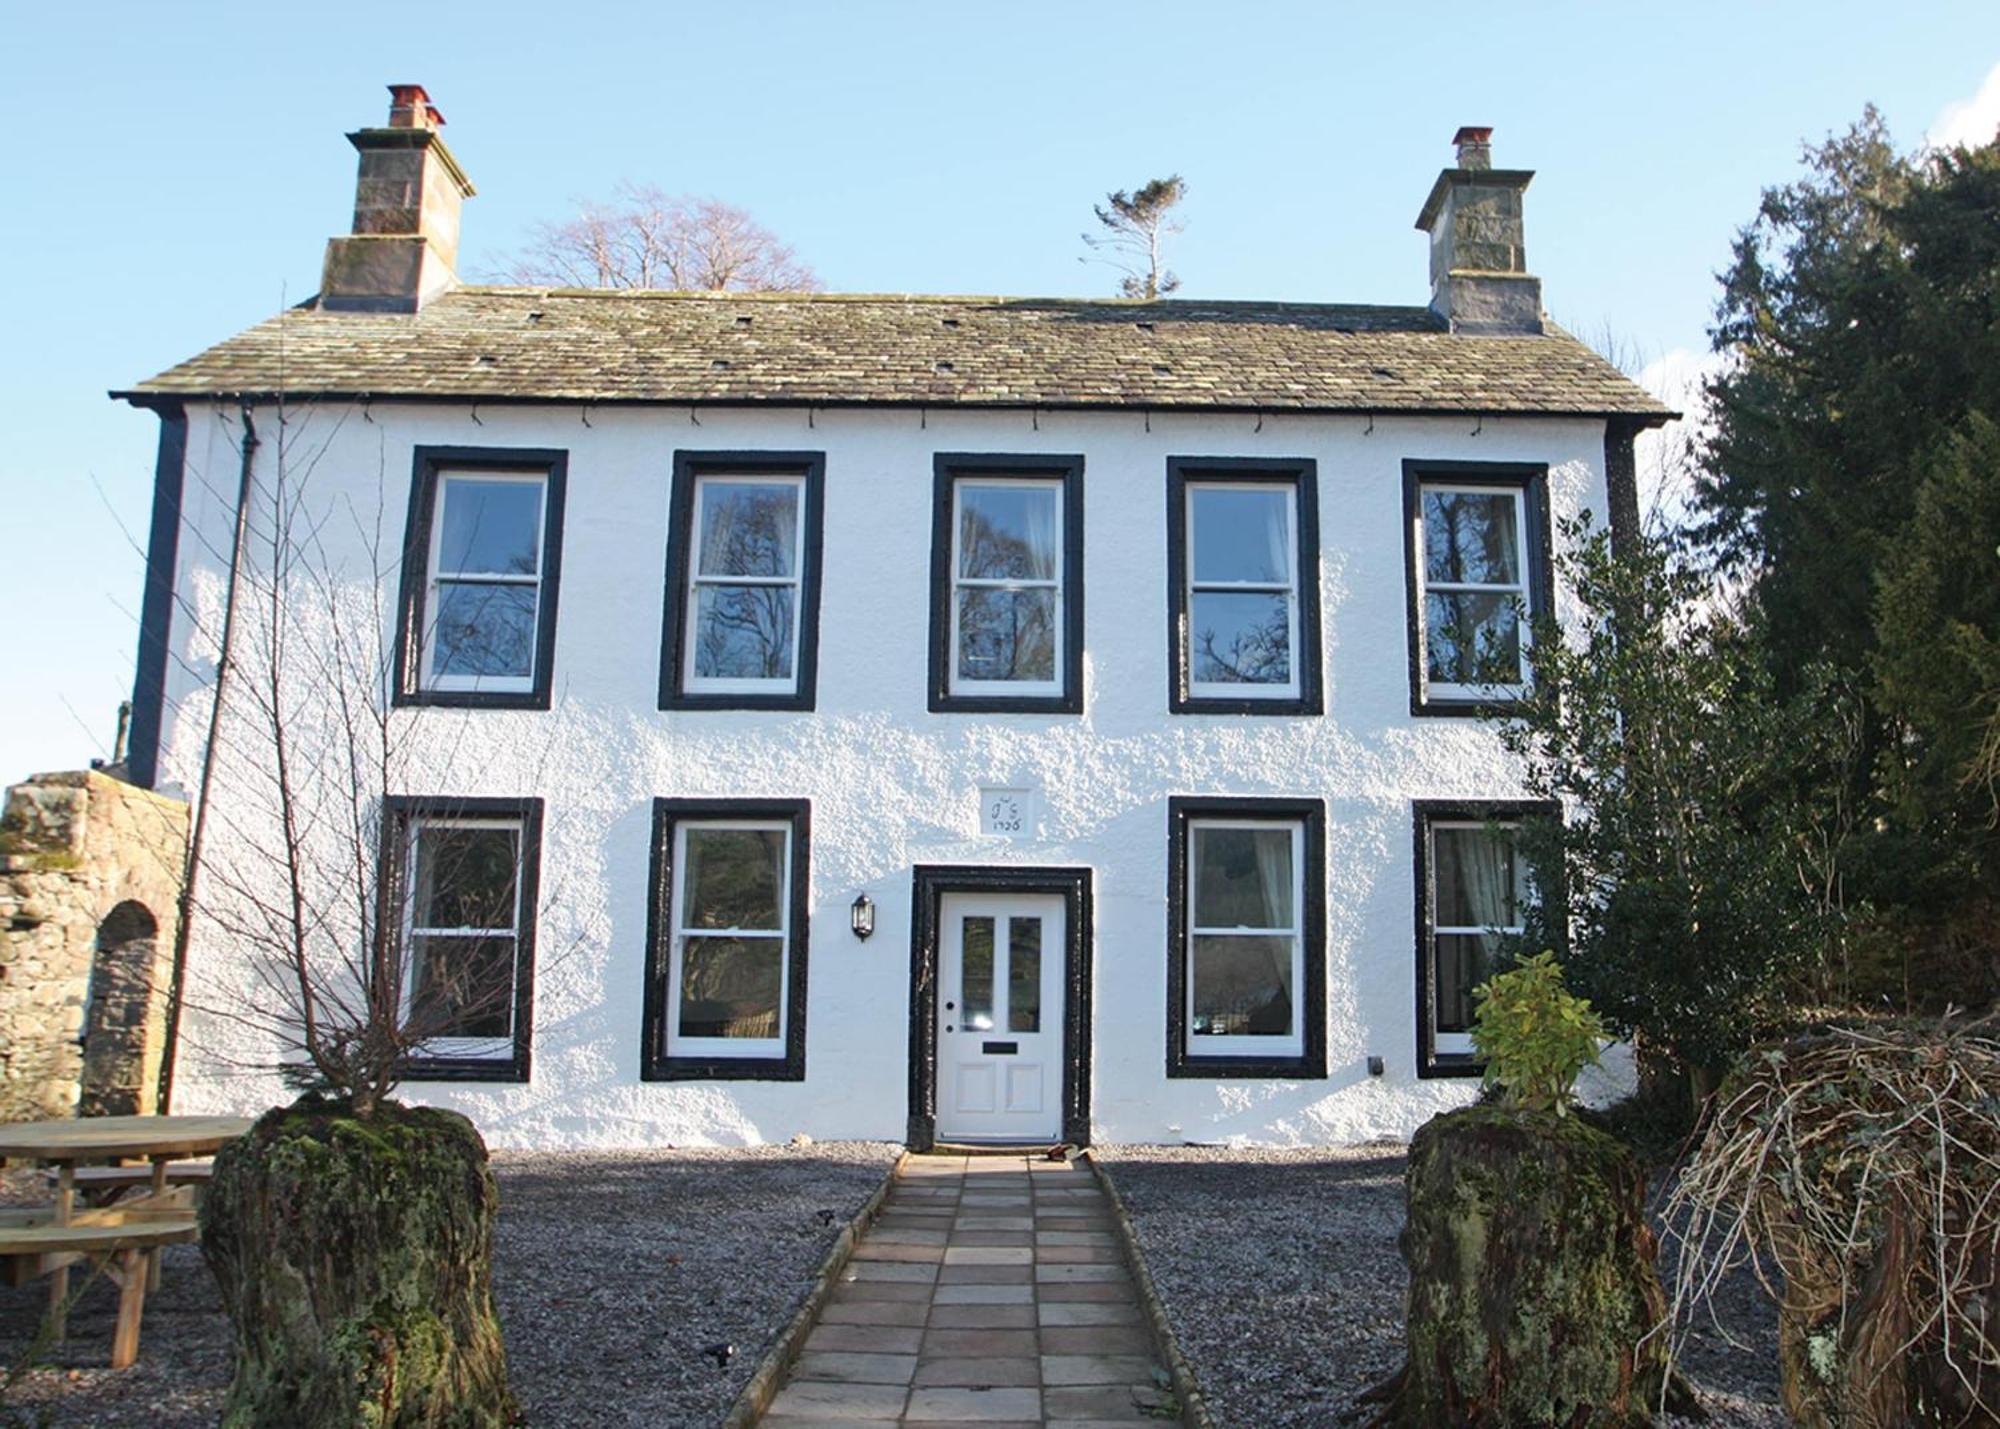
[2,1,1995,778]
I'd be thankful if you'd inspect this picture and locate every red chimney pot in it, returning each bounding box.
[387,84,445,129]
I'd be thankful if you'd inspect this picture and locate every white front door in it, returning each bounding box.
[936,893,1064,1144]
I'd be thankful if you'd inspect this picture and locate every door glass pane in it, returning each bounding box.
[413,826,518,930]
[439,478,542,576]
[1189,592,1291,684]
[678,935,782,1038]
[1433,826,1519,927]
[410,933,514,1038]
[693,585,796,679]
[1008,917,1042,1033]
[961,916,995,1031]
[433,582,537,678]
[698,481,798,578]
[958,485,1058,580]
[1192,826,1294,929]
[684,829,784,930]
[1191,487,1290,583]
[1424,591,1522,685]
[957,589,1055,682]
[1191,934,1294,1037]
[1423,489,1520,585]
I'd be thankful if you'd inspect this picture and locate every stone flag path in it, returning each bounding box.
[760,1154,1177,1426]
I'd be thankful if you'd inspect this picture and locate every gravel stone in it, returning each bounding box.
[0,1141,898,1427]
[1097,1143,1785,1429]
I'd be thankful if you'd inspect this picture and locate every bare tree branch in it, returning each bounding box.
[502,182,820,292]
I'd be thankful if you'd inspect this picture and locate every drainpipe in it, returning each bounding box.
[155,403,258,1113]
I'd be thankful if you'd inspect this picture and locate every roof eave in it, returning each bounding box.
[109,388,1676,423]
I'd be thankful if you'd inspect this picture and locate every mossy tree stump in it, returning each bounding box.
[201,1098,515,1428]
[1389,1104,1672,1427]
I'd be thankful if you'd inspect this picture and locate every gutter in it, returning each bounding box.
[109,389,1678,428]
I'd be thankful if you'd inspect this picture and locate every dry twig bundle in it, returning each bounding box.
[1662,1019,2000,1426]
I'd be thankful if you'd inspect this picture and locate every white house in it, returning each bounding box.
[116,86,1669,1149]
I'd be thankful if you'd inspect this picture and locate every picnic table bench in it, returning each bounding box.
[49,1160,214,1206]
[0,1192,198,1368]
[0,1115,250,1367]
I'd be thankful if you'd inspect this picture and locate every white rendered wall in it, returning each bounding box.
[157,399,1626,1148]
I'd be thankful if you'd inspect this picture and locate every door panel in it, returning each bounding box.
[937,893,1063,1143]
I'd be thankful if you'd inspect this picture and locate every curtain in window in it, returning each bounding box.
[1022,488,1058,581]
[1261,492,1291,585]
[1252,830,1295,1022]
[1435,826,1515,1031]
[1455,828,1513,933]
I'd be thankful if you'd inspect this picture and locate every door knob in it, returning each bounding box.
[945,1001,956,1011]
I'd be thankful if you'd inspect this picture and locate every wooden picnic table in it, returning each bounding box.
[0,1114,252,1363]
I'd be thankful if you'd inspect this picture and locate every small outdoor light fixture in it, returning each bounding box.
[850,892,876,941]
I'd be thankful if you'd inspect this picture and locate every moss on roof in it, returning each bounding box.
[119,287,1672,420]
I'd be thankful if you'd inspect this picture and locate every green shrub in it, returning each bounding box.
[1471,951,1607,1114]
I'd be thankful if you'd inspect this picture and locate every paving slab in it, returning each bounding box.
[809,1324,927,1354]
[755,1156,1170,1428]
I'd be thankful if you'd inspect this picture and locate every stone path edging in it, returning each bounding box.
[719,1150,909,1429]
[1085,1152,1216,1429]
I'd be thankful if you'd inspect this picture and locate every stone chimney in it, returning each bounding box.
[319,85,476,313]
[1414,126,1543,335]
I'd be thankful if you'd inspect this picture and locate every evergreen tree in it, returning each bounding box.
[1080,176,1187,299]
[1696,114,2000,1003]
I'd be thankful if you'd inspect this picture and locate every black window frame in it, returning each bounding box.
[1412,797,1558,1078]
[393,445,569,711]
[659,450,828,712]
[1166,456,1323,715]
[1402,459,1553,717]
[381,794,543,1084]
[928,453,1086,715]
[1166,795,1328,1079]
[642,798,811,1082]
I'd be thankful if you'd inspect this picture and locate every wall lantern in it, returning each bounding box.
[850,893,876,941]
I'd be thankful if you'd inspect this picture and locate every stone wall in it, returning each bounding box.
[0,770,188,1121]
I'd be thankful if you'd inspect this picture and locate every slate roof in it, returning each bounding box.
[119,288,1672,420]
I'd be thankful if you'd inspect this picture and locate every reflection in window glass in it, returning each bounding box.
[1192,826,1295,929]
[962,916,995,1031]
[1420,487,1528,692]
[952,480,1063,689]
[1191,934,1294,1037]
[670,822,792,1052]
[958,589,1056,682]
[678,936,782,1038]
[1188,822,1300,1043]
[687,476,806,686]
[1009,917,1041,1033]
[1186,484,1297,691]
[684,829,784,929]
[406,820,521,1044]
[426,473,547,686]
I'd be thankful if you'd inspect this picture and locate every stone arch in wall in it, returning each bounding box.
[78,901,159,1117]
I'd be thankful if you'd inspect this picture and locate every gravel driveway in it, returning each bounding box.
[1097,1144,1787,1429]
[0,1141,898,1428]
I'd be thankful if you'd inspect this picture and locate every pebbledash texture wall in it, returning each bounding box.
[113,89,1668,1148]
[0,771,188,1121]
[149,401,1635,1147]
